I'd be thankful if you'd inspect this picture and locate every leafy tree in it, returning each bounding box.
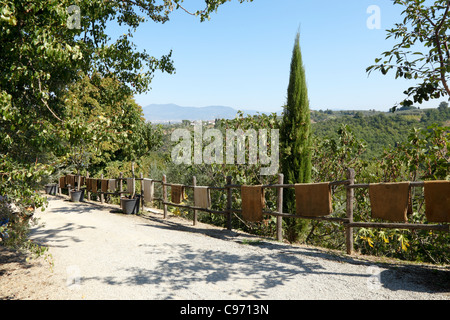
[367,0,450,110]
[438,101,449,110]
[378,124,450,181]
[308,125,368,249]
[279,32,313,243]
[364,125,449,263]
[1,0,254,168]
[59,73,163,177]
[0,0,252,249]
[312,107,450,159]
[309,123,449,263]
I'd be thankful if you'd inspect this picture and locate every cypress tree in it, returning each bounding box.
[280,31,312,243]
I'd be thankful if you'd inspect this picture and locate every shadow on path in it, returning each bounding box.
[31,196,450,299]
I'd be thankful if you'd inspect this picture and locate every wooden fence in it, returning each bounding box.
[57,168,449,255]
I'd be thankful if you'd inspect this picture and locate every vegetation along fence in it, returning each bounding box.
[56,168,449,255]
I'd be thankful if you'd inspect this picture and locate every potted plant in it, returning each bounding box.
[61,77,115,203]
[120,162,140,214]
[68,145,90,202]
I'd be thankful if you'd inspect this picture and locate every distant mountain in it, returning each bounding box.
[141,103,260,123]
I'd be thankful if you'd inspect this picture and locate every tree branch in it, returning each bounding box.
[425,0,450,95]
[176,4,198,16]
[36,76,63,122]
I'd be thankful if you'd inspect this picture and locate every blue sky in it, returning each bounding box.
[112,0,443,112]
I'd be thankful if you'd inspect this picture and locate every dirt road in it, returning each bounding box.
[2,195,448,300]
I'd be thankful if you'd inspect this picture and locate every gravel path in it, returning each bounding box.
[24,195,449,300]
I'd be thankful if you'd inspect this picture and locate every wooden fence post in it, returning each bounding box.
[119,172,123,194]
[193,176,197,226]
[162,174,168,219]
[131,162,135,198]
[100,174,105,204]
[226,176,232,231]
[346,168,356,255]
[118,172,123,211]
[86,172,90,201]
[140,172,144,212]
[277,173,284,242]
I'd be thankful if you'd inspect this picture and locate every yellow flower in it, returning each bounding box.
[401,238,409,251]
[360,236,374,248]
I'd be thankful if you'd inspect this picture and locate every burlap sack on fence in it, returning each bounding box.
[108,179,117,192]
[70,175,76,187]
[369,182,410,222]
[91,179,98,193]
[126,178,135,195]
[194,186,210,209]
[143,179,154,202]
[101,179,108,193]
[424,180,450,223]
[295,182,332,217]
[59,176,66,189]
[171,184,184,204]
[66,174,75,187]
[241,185,264,222]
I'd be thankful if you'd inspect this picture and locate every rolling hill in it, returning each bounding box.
[142,103,260,123]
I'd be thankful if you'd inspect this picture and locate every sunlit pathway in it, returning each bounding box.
[29,195,448,300]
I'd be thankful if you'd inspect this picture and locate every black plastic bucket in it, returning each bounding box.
[121,197,140,214]
[45,184,58,195]
[70,189,85,202]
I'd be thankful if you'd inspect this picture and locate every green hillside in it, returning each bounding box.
[311,106,450,159]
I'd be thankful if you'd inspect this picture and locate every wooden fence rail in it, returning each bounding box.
[57,168,449,255]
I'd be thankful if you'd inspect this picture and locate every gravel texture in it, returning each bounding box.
[2,195,448,300]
